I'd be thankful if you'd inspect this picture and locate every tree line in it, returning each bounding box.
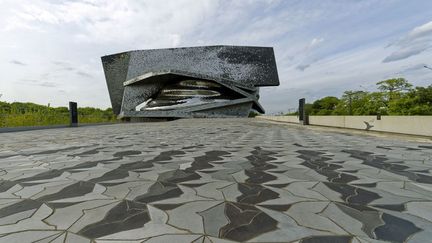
[292,78,432,116]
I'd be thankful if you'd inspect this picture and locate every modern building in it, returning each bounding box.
[101,45,279,119]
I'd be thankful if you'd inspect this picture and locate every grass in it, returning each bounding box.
[0,112,117,128]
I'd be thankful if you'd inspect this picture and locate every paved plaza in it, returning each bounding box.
[0,118,431,243]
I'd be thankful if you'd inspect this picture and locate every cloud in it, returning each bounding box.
[18,78,38,83]
[38,82,57,87]
[383,45,427,63]
[76,71,93,78]
[400,21,432,45]
[52,61,92,77]
[383,20,432,63]
[52,61,76,71]
[2,0,219,46]
[307,38,324,51]
[10,60,27,66]
[396,63,428,74]
[296,64,310,71]
[52,61,69,66]
[1,0,432,111]
[17,79,57,87]
[295,38,324,71]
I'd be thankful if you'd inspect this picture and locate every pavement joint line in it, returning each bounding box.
[0,118,431,242]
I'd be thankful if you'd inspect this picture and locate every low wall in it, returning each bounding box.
[257,115,432,137]
[257,115,299,123]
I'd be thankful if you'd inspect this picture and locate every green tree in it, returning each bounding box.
[311,96,340,115]
[388,85,432,115]
[284,78,429,116]
[362,92,388,115]
[333,91,368,115]
[376,78,412,101]
[305,103,313,115]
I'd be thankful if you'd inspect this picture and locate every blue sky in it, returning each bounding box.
[0,0,431,114]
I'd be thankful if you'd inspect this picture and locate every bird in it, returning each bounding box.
[364,121,374,131]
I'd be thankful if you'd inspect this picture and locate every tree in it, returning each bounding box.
[311,96,339,115]
[415,85,432,105]
[388,85,432,115]
[284,78,430,116]
[363,92,388,115]
[333,91,368,115]
[376,78,412,101]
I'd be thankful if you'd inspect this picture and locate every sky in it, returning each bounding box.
[0,0,431,114]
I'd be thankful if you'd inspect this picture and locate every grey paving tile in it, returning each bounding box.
[0,203,54,234]
[0,119,431,242]
[251,206,327,242]
[199,202,228,237]
[285,201,346,234]
[167,200,220,233]
[406,201,432,222]
[0,230,61,243]
[69,201,120,233]
[282,181,328,200]
[46,199,117,230]
[143,234,201,243]
[65,232,92,243]
[96,217,186,240]
[321,202,369,238]
[0,209,36,225]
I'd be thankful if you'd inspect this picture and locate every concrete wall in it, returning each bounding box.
[257,115,299,124]
[258,115,432,137]
[308,116,346,128]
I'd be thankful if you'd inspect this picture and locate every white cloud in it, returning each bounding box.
[2,0,220,46]
[10,60,27,66]
[401,21,432,44]
[17,79,57,88]
[0,0,431,112]
[262,40,432,114]
[383,20,432,62]
[295,37,325,71]
[308,38,324,50]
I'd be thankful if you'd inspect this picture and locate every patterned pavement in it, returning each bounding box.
[0,118,431,243]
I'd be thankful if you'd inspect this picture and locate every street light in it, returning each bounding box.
[424,65,432,71]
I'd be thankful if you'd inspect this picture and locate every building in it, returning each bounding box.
[101,45,279,119]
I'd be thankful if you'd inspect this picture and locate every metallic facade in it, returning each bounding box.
[101,46,279,119]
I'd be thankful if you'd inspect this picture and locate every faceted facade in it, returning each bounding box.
[101,45,279,119]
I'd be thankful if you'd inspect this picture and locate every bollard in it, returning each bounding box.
[304,112,309,125]
[69,102,78,127]
[299,98,308,125]
[299,98,305,123]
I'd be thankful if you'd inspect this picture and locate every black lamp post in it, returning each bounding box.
[424,65,432,71]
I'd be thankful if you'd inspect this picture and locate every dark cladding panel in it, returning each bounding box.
[126,46,279,88]
[101,52,131,115]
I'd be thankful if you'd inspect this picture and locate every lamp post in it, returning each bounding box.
[425,65,432,71]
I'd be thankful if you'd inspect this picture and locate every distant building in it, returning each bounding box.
[101,45,279,119]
